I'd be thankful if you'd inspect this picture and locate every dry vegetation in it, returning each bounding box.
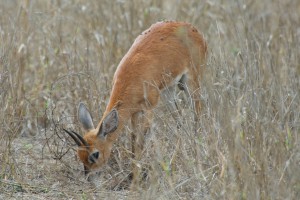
[1,0,300,199]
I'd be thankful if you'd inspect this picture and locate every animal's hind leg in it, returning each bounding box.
[180,73,202,120]
[161,85,183,127]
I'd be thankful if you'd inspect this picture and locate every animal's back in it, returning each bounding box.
[109,21,207,112]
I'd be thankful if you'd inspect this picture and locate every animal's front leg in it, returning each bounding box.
[130,111,152,190]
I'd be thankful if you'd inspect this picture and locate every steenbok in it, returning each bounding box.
[64,21,207,184]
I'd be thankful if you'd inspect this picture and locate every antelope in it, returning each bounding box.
[64,21,207,182]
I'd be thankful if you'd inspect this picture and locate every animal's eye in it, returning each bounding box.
[92,151,99,159]
[88,151,100,164]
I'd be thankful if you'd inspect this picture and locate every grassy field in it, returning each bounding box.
[1,0,299,199]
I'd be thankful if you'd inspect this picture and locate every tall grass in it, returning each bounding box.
[0,0,299,199]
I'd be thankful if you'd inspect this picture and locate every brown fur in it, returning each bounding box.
[71,21,207,184]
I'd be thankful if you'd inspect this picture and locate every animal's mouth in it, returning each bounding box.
[84,165,90,175]
[84,167,103,182]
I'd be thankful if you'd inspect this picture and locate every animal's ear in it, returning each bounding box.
[78,102,95,131]
[98,109,119,139]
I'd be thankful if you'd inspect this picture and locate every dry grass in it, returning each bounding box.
[1,0,300,199]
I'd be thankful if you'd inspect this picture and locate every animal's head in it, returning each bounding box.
[64,103,119,175]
